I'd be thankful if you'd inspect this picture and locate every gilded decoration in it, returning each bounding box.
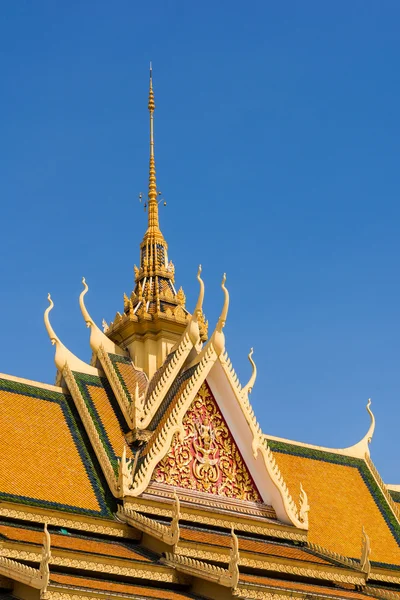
[152,383,262,502]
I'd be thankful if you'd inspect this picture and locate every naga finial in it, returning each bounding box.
[40,522,51,595]
[242,348,257,399]
[299,483,310,527]
[44,294,59,346]
[229,526,240,589]
[171,490,181,546]
[78,277,126,357]
[365,399,375,445]
[361,526,371,578]
[79,277,93,327]
[216,273,229,332]
[194,265,204,318]
[44,293,98,375]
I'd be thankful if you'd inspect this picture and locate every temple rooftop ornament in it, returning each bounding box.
[106,65,207,378]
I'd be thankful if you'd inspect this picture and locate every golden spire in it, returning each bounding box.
[147,62,159,232]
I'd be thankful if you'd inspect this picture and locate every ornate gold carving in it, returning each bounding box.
[0,506,130,538]
[176,287,186,306]
[299,483,310,527]
[118,490,180,546]
[307,542,359,570]
[0,524,51,595]
[365,454,400,523]
[153,383,261,502]
[2,548,175,582]
[360,527,371,579]
[366,585,400,600]
[40,524,51,598]
[123,501,306,541]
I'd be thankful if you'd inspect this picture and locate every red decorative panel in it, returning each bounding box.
[152,382,262,502]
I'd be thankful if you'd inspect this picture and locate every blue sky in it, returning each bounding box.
[1,2,400,482]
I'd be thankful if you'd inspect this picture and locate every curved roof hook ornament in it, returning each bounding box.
[44,293,97,375]
[79,277,126,356]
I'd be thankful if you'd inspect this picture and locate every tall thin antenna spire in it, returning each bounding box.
[147,62,159,231]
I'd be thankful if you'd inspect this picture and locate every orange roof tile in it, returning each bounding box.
[180,527,329,564]
[72,372,132,468]
[0,377,111,516]
[50,573,199,599]
[0,523,149,562]
[266,440,400,566]
[240,574,370,599]
[107,353,148,400]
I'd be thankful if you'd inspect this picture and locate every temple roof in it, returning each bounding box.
[266,437,400,567]
[0,374,112,517]
[1,66,400,600]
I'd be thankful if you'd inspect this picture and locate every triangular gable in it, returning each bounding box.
[152,381,262,503]
[128,357,307,529]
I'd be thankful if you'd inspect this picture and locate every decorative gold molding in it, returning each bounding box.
[307,542,359,570]
[144,482,274,518]
[0,506,130,538]
[62,363,119,497]
[242,559,365,585]
[360,527,371,579]
[0,524,51,597]
[162,527,239,589]
[174,545,365,586]
[365,454,400,524]
[118,491,180,546]
[366,585,400,600]
[122,501,306,541]
[1,548,175,583]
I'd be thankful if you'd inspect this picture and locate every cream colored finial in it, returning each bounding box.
[79,278,126,357]
[217,273,229,332]
[242,348,257,398]
[361,526,371,578]
[79,277,93,327]
[194,265,204,317]
[341,398,376,458]
[299,483,310,527]
[44,294,58,346]
[229,526,240,589]
[40,522,51,596]
[365,398,375,445]
[44,293,98,375]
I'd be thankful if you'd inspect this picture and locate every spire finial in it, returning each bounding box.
[147,62,159,231]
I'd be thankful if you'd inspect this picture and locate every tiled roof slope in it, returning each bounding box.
[266,439,400,567]
[0,375,112,517]
[71,371,133,471]
[239,574,376,600]
[0,521,147,561]
[107,352,148,400]
[179,525,330,565]
[50,574,207,600]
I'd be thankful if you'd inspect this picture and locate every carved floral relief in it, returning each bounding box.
[152,382,262,502]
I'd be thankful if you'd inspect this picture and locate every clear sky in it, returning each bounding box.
[1,2,400,482]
